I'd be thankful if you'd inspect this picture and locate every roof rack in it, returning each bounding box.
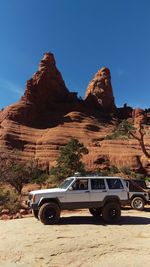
[74,172,81,177]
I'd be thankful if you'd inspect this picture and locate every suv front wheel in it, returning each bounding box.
[131,197,145,211]
[32,210,39,219]
[39,202,60,225]
[102,202,121,223]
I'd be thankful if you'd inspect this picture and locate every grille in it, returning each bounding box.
[28,194,33,200]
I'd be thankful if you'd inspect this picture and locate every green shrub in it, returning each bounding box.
[0,189,20,213]
[95,165,119,176]
[30,172,49,185]
[105,132,128,140]
[0,148,48,194]
[0,189,10,205]
[50,138,88,182]
[120,166,132,175]
[109,165,119,174]
[133,173,145,180]
[99,169,111,176]
[104,120,136,140]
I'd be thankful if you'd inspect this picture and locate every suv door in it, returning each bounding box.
[90,178,108,202]
[66,179,90,204]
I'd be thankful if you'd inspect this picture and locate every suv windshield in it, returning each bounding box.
[59,178,74,189]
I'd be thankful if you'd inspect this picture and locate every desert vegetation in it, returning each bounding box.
[50,137,89,182]
[0,138,89,214]
[0,147,48,215]
[105,120,150,159]
[0,148,48,194]
[0,134,149,217]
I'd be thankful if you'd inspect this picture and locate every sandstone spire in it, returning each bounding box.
[23,52,69,111]
[84,67,116,112]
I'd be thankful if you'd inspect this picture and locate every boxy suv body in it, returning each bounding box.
[125,179,150,210]
[28,176,129,224]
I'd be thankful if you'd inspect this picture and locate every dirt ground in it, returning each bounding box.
[0,208,150,267]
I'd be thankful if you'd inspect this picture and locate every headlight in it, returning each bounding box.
[32,195,36,203]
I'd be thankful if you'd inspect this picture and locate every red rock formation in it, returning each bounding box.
[132,108,147,125]
[0,52,150,175]
[22,52,69,110]
[117,105,133,120]
[0,52,77,125]
[84,67,116,112]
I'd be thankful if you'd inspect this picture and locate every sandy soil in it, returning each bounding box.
[0,208,150,267]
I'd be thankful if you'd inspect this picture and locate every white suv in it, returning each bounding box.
[28,176,129,224]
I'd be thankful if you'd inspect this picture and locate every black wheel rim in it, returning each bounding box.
[45,208,56,222]
[109,208,118,218]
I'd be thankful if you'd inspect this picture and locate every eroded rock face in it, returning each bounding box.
[0,52,150,175]
[84,67,116,112]
[23,52,69,111]
[0,52,78,125]
[132,108,146,125]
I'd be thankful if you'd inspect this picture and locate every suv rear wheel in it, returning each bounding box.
[102,202,121,223]
[131,197,145,211]
[39,202,60,225]
[89,208,102,217]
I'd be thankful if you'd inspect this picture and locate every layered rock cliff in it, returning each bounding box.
[0,52,150,175]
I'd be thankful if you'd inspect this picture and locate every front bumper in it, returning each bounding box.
[26,200,38,210]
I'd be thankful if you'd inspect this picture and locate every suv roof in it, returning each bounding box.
[69,176,123,180]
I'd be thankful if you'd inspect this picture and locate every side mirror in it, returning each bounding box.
[126,181,129,188]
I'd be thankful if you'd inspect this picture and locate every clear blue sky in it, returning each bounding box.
[0,0,150,109]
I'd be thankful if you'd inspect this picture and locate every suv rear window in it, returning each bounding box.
[107,179,123,189]
[91,179,106,190]
[126,180,147,192]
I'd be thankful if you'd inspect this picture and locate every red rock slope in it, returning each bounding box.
[0,52,150,174]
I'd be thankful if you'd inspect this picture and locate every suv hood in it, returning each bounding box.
[30,188,66,194]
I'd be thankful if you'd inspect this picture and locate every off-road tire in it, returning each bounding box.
[89,208,102,217]
[102,202,121,223]
[131,197,145,211]
[39,202,60,225]
[33,210,39,219]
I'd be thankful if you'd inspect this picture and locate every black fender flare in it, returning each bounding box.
[38,197,61,208]
[102,196,121,206]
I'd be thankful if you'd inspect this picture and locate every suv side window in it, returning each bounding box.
[91,179,106,190]
[107,179,123,189]
[72,179,88,190]
[128,180,147,192]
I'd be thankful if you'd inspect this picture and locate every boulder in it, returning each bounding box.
[13,213,22,219]
[0,214,13,220]
[1,209,10,215]
[19,209,29,215]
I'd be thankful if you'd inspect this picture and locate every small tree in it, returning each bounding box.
[0,188,21,213]
[117,120,150,159]
[0,149,48,194]
[50,138,89,182]
[106,120,150,159]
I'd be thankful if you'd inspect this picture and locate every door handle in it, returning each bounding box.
[85,191,90,193]
[102,190,107,192]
